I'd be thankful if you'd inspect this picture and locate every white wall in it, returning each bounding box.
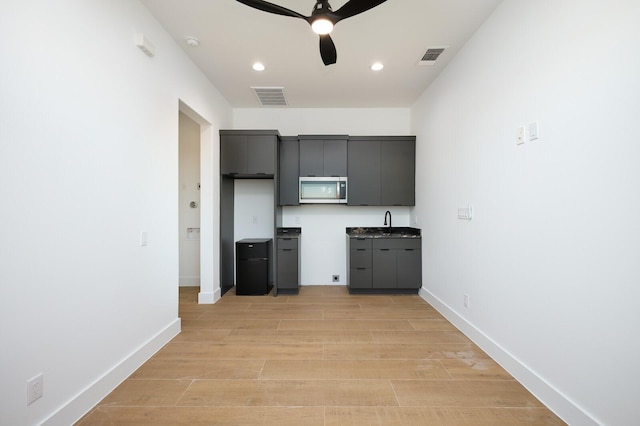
[233,108,410,136]
[411,0,640,424]
[0,1,231,424]
[233,108,413,285]
[178,112,201,286]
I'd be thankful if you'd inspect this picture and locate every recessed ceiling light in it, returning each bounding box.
[252,62,266,71]
[371,62,384,71]
[185,36,200,47]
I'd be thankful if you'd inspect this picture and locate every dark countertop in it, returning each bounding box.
[277,227,302,237]
[346,226,421,238]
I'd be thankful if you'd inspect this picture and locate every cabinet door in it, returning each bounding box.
[372,249,397,288]
[220,135,248,175]
[349,268,372,289]
[347,139,380,205]
[279,138,299,205]
[247,135,276,175]
[380,139,415,206]
[299,139,324,177]
[397,248,421,289]
[323,139,347,176]
[277,248,298,290]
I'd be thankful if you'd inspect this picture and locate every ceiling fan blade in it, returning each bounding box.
[235,0,306,19]
[333,0,387,22]
[319,34,337,66]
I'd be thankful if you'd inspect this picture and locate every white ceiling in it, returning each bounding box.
[140,0,502,108]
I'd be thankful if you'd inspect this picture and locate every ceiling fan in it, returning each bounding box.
[235,0,388,66]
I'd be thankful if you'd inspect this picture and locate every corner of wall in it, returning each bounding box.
[418,288,598,426]
[43,319,181,426]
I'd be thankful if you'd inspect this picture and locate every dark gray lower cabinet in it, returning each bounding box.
[348,237,421,293]
[277,237,300,294]
[348,238,373,290]
[396,247,422,289]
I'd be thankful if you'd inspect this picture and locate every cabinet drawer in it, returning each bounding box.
[350,248,371,268]
[349,267,372,289]
[372,238,421,250]
[349,238,372,250]
[277,238,298,250]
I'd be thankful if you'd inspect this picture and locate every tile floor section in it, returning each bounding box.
[77,286,565,425]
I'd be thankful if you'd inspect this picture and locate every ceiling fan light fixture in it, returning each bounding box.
[311,17,334,35]
[371,62,384,71]
[252,62,265,71]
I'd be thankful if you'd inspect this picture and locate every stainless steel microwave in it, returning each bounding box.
[299,177,347,204]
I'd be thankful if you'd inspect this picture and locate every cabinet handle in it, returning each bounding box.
[282,249,293,252]
[404,249,414,251]
[380,249,390,251]
[356,268,366,270]
[356,249,366,251]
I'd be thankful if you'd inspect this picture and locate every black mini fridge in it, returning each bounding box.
[235,238,273,295]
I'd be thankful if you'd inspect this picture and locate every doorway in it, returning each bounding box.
[178,112,201,287]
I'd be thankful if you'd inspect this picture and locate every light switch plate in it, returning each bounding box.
[528,121,539,141]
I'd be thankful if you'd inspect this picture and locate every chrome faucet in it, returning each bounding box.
[384,210,392,229]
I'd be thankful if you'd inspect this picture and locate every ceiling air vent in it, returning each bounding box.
[251,87,287,106]
[418,47,446,65]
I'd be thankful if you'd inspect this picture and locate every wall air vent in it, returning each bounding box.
[251,87,287,106]
[418,47,446,65]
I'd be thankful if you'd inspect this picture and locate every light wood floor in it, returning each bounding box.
[77,286,564,425]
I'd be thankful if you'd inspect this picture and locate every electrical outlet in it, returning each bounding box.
[332,275,339,283]
[27,373,43,405]
[517,126,525,145]
[464,294,470,308]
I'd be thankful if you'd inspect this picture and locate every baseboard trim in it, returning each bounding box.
[419,288,598,426]
[43,318,181,426]
[198,287,220,304]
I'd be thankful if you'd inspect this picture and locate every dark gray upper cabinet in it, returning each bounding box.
[278,137,299,205]
[380,138,415,206]
[347,139,381,206]
[348,136,415,206]
[298,136,347,177]
[220,130,278,176]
